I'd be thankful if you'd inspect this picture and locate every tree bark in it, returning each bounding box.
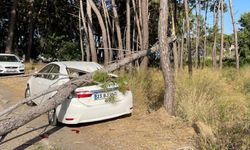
[195,0,201,68]
[5,0,18,54]
[80,0,90,61]
[132,0,142,49]
[88,0,109,64]
[140,0,149,69]
[102,0,112,61]
[184,0,192,77]
[112,0,123,61]
[26,0,35,62]
[180,19,185,70]
[79,11,85,61]
[159,0,175,115]
[170,2,178,74]
[219,0,224,69]
[212,2,219,68]
[86,0,95,62]
[229,0,239,70]
[126,0,132,69]
[203,0,208,68]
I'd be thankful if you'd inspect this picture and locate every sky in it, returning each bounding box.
[224,0,250,34]
[206,0,250,35]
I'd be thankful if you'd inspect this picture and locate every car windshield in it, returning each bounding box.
[0,55,19,62]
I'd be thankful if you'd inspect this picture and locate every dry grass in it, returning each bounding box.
[127,69,165,112]
[175,68,250,149]
[126,68,250,149]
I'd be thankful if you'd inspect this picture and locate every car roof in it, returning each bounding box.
[0,53,18,56]
[53,61,103,73]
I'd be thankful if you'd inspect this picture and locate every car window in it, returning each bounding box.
[0,55,19,62]
[47,65,60,80]
[66,68,87,78]
[37,64,54,78]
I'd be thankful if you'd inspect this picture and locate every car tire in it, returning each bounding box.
[48,109,58,126]
[25,87,36,106]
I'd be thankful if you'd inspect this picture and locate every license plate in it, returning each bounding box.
[6,69,17,73]
[94,91,117,100]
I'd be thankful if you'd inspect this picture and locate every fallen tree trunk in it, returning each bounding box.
[0,38,176,139]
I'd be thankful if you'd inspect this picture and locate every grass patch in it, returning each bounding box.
[125,68,250,149]
[127,69,164,111]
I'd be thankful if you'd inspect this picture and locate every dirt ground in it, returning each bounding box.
[0,72,196,150]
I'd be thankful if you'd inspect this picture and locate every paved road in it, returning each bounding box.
[0,81,101,150]
[0,84,11,110]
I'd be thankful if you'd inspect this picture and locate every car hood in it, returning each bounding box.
[0,62,23,66]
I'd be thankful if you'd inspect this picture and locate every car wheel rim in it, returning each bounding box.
[25,89,30,98]
[48,110,55,123]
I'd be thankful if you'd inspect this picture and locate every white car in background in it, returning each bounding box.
[25,61,133,126]
[0,54,25,74]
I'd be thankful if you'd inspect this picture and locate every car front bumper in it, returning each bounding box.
[0,68,25,74]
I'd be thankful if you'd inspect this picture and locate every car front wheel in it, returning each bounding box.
[48,109,58,126]
[25,87,36,106]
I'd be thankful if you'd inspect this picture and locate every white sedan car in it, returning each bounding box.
[25,61,133,125]
[0,54,25,74]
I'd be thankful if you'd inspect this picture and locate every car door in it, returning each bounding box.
[30,64,60,104]
[40,64,61,102]
[29,64,54,96]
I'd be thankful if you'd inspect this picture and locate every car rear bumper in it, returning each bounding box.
[56,91,133,124]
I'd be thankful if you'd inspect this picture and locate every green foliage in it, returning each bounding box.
[238,12,250,65]
[92,71,129,103]
[39,34,80,61]
[105,96,116,104]
[93,71,110,83]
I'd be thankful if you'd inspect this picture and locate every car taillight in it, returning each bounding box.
[75,91,92,98]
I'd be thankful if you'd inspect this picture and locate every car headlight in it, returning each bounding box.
[19,64,25,69]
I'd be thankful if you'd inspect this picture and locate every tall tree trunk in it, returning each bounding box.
[5,0,18,54]
[27,0,34,62]
[229,0,239,70]
[212,3,219,68]
[86,0,96,62]
[126,0,132,69]
[219,0,224,69]
[140,0,149,69]
[159,0,175,115]
[88,0,109,64]
[203,1,208,68]
[80,0,90,61]
[132,0,142,49]
[102,0,112,61]
[184,0,192,76]
[126,0,131,53]
[170,2,178,74]
[111,0,123,61]
[180,19,185,70]
[195,0,201,68]
[79,11,85,61]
